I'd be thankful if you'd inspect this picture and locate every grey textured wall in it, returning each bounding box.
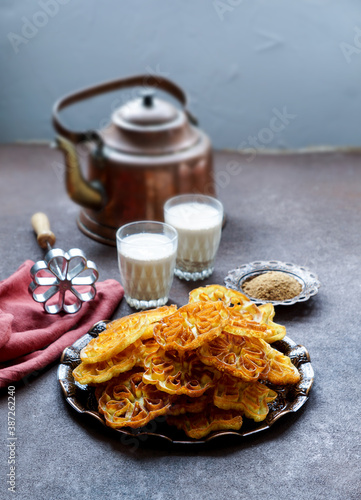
[1,0,361,150]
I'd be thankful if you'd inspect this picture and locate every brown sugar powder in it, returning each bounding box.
[242,271,302,301]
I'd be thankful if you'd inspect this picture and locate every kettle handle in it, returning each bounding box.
[52,75,198,144]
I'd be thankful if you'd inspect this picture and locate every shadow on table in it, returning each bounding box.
[271,296,323,324]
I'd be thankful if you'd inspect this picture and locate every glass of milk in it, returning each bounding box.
[116,221,178,309]
[164,194,223,281]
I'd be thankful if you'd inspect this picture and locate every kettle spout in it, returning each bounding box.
[54,136,104,211]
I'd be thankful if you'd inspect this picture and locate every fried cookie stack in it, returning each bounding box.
[73,285,301,439]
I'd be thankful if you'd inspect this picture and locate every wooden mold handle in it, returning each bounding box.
[31,212,56,250]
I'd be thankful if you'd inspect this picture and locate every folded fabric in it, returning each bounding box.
[0,260,124,388]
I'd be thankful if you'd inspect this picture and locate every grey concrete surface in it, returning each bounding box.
[0,145,360,499]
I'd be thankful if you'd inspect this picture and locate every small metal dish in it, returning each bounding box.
[224,260,321,306]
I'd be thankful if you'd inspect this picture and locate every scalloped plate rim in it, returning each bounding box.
[224,260,321,306]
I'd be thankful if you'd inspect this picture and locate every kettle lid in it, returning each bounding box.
[102,89,200,156]
[114,90,178,127]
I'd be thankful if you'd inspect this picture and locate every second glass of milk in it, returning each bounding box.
[116,221,178,309]
[164,194,223,281]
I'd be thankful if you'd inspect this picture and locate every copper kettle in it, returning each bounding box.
[52,75,216,245]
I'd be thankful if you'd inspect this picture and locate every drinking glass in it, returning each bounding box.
[116,221,178,309]
[164,194,223,281]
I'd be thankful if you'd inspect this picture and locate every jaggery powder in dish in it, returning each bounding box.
[242,271,302,301]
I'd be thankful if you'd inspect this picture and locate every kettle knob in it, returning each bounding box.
[140,89,155,108]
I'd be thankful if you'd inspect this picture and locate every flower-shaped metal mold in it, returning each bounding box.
[224,260,321,306]
[58,321,314,445]
[29,248,99,314]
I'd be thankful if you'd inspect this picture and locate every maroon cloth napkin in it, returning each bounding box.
[0,260,124,388]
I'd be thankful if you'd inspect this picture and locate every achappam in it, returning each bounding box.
[153,301,229,351]
[198,333,300,385]
[98,370,172,429]
[167,406,243,439]
[80,305,177,363]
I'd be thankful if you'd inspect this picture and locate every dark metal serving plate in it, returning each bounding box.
[58,321,314,445]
